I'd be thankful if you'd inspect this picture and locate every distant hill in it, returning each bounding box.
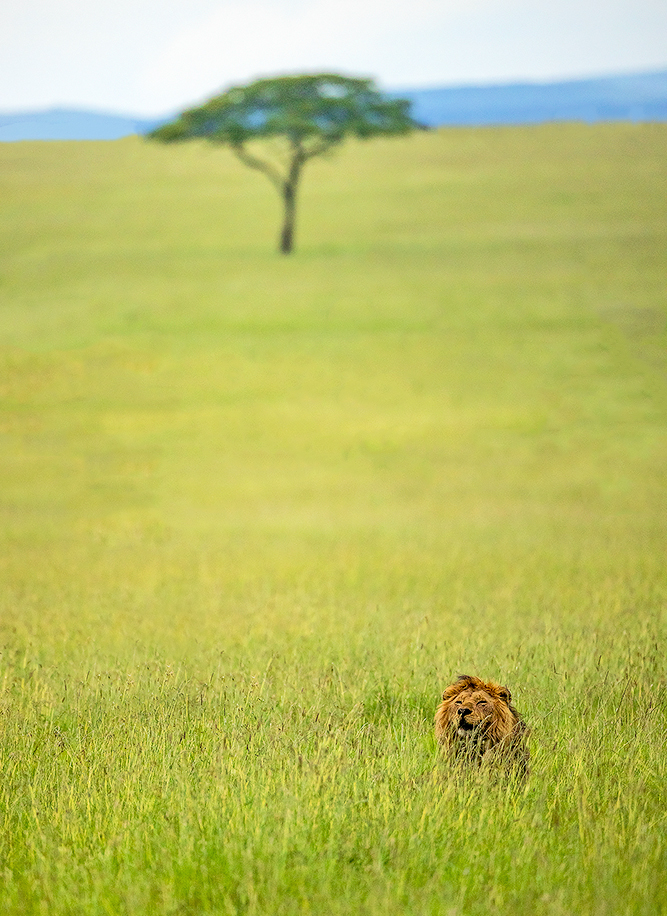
[397,70,667,127]
[2,70,667,141]
[0,109,163,142]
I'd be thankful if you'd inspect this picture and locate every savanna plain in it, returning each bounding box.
[0,123,666,915]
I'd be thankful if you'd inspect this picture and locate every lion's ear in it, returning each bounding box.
[498,686,512,704]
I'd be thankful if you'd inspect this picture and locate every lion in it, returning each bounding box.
[435,674,529,776]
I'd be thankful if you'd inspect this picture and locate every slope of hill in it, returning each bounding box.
[1,70,666,140]
[0,108,161,141]
[400,69,667,127]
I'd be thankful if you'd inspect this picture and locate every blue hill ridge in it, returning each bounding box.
[397,70,667,127]
[2,70,666,141]
[0,108,162,142]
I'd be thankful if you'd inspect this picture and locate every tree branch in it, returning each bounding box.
[302,137,338,160]
[230,143,284,191]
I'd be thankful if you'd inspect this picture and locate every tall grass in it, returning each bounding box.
[0,123,666,914]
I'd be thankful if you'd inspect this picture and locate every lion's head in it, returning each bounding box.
[435,674,528,770]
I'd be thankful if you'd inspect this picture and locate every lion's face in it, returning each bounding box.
[450,684,502,738]
[435,674,524,760]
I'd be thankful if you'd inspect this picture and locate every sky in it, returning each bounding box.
[2,0,667,115]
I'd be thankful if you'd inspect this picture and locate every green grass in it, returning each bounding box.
[0,123,666,915]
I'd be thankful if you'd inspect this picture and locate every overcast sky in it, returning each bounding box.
[2,0,667,115]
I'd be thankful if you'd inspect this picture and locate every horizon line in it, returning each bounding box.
[1,65,666,120]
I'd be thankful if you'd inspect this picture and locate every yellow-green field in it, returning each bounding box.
[1,124,666,915]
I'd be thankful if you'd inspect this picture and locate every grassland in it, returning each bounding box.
[0,122,666,915]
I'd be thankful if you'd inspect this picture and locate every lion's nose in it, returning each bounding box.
[458,706,472,717]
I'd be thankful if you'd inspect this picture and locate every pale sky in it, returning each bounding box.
[2,0,666,115]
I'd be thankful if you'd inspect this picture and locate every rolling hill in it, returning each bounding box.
[1,69,666,140]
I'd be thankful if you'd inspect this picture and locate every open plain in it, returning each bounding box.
[0,123,666,915]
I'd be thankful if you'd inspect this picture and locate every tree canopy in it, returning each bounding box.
[149,74,418,253]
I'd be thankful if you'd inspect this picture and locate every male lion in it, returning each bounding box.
[435,674,529,776]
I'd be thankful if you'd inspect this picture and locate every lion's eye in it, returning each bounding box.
[477,700,487,706]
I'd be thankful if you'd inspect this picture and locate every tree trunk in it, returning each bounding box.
[279,151,302,254]
[279,181,297,254]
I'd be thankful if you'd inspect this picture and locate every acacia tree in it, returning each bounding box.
[148,74,418,254]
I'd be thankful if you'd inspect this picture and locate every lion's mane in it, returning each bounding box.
[435,674,529,774]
